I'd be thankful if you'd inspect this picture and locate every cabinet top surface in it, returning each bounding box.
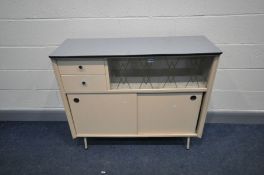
[49,36,222,58]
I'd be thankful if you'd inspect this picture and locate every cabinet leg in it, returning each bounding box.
[84,137,88,149]
[186,137,191,150]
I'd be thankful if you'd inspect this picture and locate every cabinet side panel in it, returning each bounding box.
[51,59,77,138]
[196,56,220,137]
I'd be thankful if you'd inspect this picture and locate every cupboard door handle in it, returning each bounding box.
[78,65,83,69]
[73,98,80,103]
[190,95,197,101]
[82,81,86,85]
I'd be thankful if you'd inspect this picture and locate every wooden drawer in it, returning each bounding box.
[67,94,137,135]
[57,60,105,75]
[61,75,107,92]
[138,93,203,135]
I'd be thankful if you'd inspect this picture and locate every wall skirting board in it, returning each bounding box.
[0,110,67,122]
[0,110,264,124]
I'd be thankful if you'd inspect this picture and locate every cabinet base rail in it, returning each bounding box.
[83,137,191,150]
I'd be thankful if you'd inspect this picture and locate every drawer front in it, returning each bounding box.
[61,75,107,92]
[58,60,105,75]
[67,94,137,135]
[138,93,203,135]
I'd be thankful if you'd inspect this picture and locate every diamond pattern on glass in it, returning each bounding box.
[108,56,211,90]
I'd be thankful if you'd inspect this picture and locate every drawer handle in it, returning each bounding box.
[78,65,83,69]
[82,81,86,85]
[190,95,197,101]
[73,98,80,103]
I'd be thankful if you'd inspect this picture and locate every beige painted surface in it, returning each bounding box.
[57,59,105,75]
[138,93,202,135]
[77,133,198,137]
[67,94,137,135]
[108,88,207,93]
[196,56,219,137]
[104,59,111,90]
[61,75,107,92]
[51,59,77,138]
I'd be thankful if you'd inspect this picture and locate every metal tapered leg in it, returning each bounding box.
[84,137,88,149]
[186,137,191,150]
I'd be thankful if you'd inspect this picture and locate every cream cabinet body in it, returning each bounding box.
[50,36,221,147]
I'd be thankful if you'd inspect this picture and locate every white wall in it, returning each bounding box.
[0,0,264,113]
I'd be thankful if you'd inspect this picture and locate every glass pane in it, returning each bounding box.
[108,55,213,90]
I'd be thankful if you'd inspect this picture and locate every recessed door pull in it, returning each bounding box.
[73,98,80,103]
[190,95,197,101]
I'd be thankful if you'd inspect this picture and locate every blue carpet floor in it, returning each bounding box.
[0,122,263,175]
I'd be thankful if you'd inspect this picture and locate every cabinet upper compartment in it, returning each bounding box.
[49,36,222,58]
[108,56,213,89]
